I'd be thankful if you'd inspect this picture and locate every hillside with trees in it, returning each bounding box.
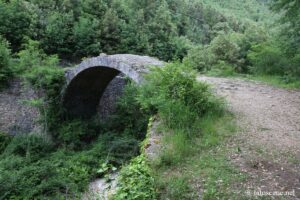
[0,0,299,199]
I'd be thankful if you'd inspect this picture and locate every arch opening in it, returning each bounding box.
[63,66,122,118]
[62,54,163,119]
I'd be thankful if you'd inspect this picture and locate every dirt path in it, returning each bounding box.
[198,76,300,199]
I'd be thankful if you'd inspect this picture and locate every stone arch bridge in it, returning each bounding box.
[63,54,163,118]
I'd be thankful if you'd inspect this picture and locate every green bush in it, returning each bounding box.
[209,61,237,77]
[248,42,289,75]
[138,62,222,130]
[184,29,269,74]
[0,36,12,88]
[55,119,98,150]
[0,132,141,199]
[17,40,65,133]
[291,52,300,78]
[114,155,157,200]
[18,40,65,95]
[183,45,216,72]
[3,134,54,160]
[0,160,62,200]
[0,132,12,153]
[210,34,240,66]
[105,82,150,140]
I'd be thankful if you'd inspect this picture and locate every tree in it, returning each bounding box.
[43,11,75,58]
[210,34,240,66]
[0,0,33,52]
[248,42,289,75]
[148,0,177,61]
[0,36,12,87]
[73,17,101,57]
[99,8,123,54]
[120,9,151,55]
[80,0,108,18]
[272,0,300,55]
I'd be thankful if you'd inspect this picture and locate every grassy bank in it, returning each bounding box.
[152,111,246,200]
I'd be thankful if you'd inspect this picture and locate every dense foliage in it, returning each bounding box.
[0,0,272,62]
[0,0,298,81]
[272,0,300,55]
[138,63,222,129]
[0,36,12,88]
[0,0,300,199]
[114,155,157,200]
[0,86,148,199]
[114,63,223,199]
[0,42,151,198]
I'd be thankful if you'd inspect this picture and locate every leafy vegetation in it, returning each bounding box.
[138,63,223,129]
[0,92,146,199]
[0,132,142,199]
[1,0,297,84]
[114,155,157,200]
[113,63,236,199]
[0,0,300,199]
[0,42,149,198]
[0,0,273,61]
[0,36,12,88]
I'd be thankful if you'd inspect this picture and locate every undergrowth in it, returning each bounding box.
[0,35,12,89]
[0,49,244,199]
[0,41,150,199]
[0,87,146,199]
[114,63,245,199]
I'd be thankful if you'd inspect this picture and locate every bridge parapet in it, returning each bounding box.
[65,54,163,84]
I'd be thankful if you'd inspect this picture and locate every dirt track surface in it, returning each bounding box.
[198,76,300,199]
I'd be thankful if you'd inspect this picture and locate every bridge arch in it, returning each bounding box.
[63,54,163,118]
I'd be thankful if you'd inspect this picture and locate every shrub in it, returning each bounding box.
[183,45,216,72]
[209,61,236,76]
[291,52,300,78]
[0,36,12,88]
[0,131,142,199]
[0,132,12,154]
[18,40,65,133]
[55,119,98,150]
[114,155,157,200]
[248,42,289,75]
[137,62,222,130]
[184,30,268,74]
[105,82,150,140]
[0,158,82,199]
[3,134,54,160]
[19,40,65,96]
[183,34,242,73]
[210,34,240,66]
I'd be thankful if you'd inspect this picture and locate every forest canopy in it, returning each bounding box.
[0,0,299,83]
